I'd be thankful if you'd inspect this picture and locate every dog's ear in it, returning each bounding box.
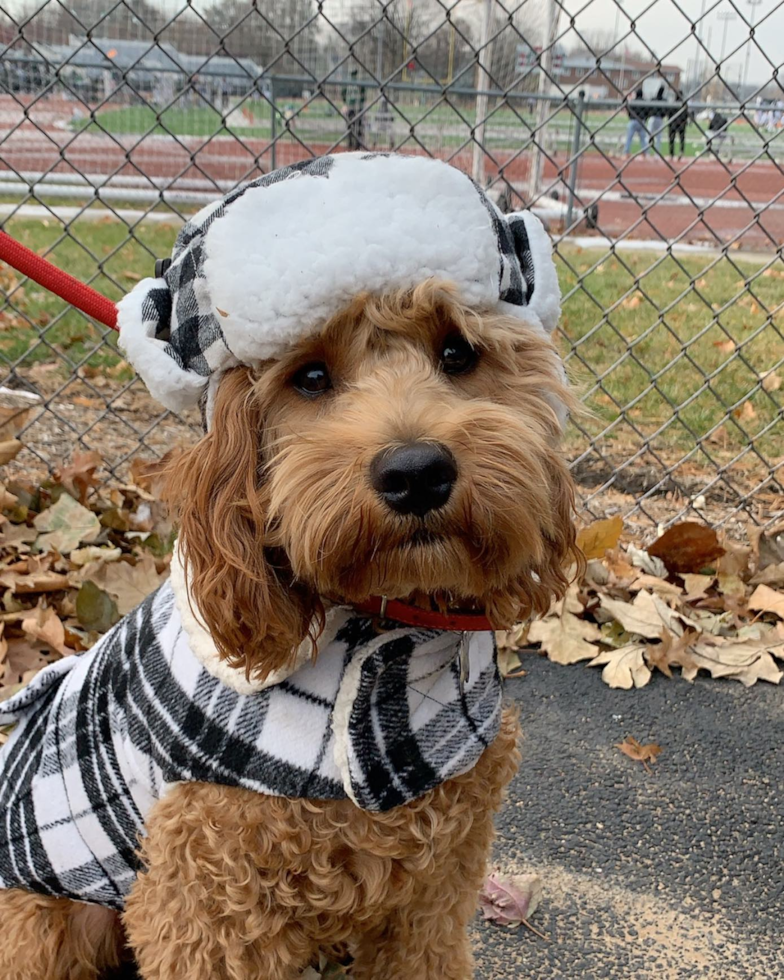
[164,367,322,681]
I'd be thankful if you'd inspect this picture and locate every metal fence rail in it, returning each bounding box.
[0,0,782,531]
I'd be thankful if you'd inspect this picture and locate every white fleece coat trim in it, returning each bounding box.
[168,547,314,693]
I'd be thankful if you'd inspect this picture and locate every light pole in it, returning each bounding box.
[743,0,762,91]
[695,0,707,87]
[613,0,626,95]
[471,0,493,185]
[527,0,560,203]
[718,11,737,65]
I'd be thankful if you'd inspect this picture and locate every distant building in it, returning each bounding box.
[0,36,264,101]
[556,53,681,99]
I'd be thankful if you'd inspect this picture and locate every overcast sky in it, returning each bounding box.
[9,0,783,88]
[557,0,783,85]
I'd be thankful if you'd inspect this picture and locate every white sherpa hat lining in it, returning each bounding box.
[117,152,562,418]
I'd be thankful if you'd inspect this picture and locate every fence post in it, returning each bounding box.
[566,89,586,229]
[471,0,493,185]
[269,77,276,172]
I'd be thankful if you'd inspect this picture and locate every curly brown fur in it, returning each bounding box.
[2,282,575,979]
[123,707,520,980]
[0,889,124,979]
[168,281,578,681]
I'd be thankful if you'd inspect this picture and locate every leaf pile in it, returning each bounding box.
[500,518,784,688]
[0,452,172,711]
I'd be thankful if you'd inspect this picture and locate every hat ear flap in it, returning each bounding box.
[117,277,208,414]
[504,211,561,335]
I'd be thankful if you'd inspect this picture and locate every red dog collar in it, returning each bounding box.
[354,596,494,633]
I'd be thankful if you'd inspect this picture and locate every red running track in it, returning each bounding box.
[1,107,782,250]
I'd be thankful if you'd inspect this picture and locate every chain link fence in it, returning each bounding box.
[0,0,782,532]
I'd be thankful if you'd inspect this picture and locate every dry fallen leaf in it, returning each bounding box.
[626,543,668,578]
[0,388,41,439]
[479,872,543,928]
[0,439,22,464]
[599,590,680,640]
[0,569,70,593]
[604,550,640,587]
[755,524,784,563]
[21,602,68,656]
[615,736,662,771]
[680,573,715,602]
[748,584,784,620]
[70,545,122,568]
[761,370,782,392]
[712,339,736,354]
[647,522,725,574]
[89,554,166,616]
[628,574,682,598]
[497,647,526,679]
[733,401,757,423]
[33,493,101,554]
[0,522,37,552]
[644,628,699,679]
[55,450,103,504]
[129,456,169,494]
[576,515,623,560]
[716,540,750,597]
[589,645,651,689]
[686,635,783,686]
[528,607,603,665]
[1,637,50,689]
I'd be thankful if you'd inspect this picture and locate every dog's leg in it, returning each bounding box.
[124,783,317,980]
[349,823,491,980]
[351,708,521,980]
[0,888,124,980]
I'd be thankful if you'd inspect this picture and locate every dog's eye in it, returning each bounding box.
[291,361,332,396]
[440,332,478,375]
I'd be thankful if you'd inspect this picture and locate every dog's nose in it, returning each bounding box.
[370,442,457,517]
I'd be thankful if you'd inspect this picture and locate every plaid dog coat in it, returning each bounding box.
[0,567,501,909]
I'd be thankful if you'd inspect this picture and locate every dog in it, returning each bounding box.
[0,153,576,979]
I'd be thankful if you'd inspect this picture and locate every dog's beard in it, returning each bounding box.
[265,404,573,627]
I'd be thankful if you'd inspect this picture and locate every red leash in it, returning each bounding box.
[0,230,118,331]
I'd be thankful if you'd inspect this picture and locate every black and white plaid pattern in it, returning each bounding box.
[160,157,336,376]
[0,582,501,909]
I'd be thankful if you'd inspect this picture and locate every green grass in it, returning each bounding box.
[78,98,781,160]
[76,103,275,140]
[0,218,179,372]
[558,249,783,459]
[1,216,781,460]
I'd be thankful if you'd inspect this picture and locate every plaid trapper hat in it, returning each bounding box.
[117,152,562,416]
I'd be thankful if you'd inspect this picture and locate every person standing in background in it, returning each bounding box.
[342,69,365,150]
[668,88,689,160]
[373,95,394,150]
[624,88,650,157]
[648,82,667,156]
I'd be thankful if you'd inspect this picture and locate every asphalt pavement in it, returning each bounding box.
[472,655,783,980]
